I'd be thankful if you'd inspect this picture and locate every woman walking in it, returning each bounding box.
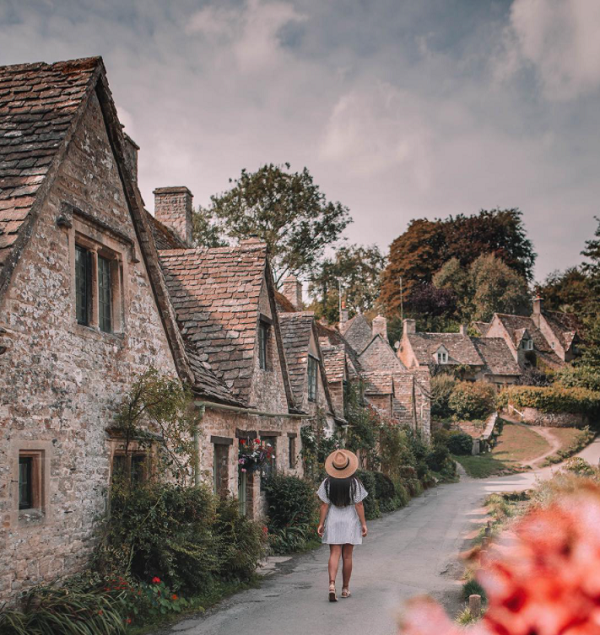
[317,449,368,602]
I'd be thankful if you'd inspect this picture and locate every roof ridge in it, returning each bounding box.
[0,56,102,73]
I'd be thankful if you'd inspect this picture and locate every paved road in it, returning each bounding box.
[160,438,600,635]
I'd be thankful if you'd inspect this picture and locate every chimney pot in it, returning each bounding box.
[153,187,194,247]
[282,274,303,310]
[459,324,468,336]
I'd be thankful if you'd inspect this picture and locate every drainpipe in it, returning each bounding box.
[194,403,205,486]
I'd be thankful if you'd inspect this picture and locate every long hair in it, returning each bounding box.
[325,476,358,508]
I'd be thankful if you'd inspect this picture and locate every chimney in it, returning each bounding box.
[403,318,416,334]
[281,275,303,310]
[340,300,349,325]
[372,315,388,341]
[459,324,468,336]
[532,296,542,327]
[122,131,139,183]
[153,187,194,247]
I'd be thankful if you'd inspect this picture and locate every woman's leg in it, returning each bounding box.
[328,545,342,585]
[342,544,354,590]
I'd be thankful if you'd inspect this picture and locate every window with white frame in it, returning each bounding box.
[436,350,448,364]
[521,338,534,351]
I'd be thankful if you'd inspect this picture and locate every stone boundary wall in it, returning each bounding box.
[519,407,588,428]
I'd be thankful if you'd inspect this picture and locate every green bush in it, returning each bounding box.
[446,431,474,456]
[430,374,457,420]
[463,578,487,604]
[355,470,381,520]
[498,385,600,417]
[556,365,600,392]
[449,381,496,420]
[262,475,318,553]
[425,444,451,472]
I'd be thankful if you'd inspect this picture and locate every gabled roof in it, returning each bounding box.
[406,332,484,367]
[316,320,363,378]
[472,337,521,377]
[358,333,406,372]
[0,56,215,400]
[543,311,579,350]
[146,210,186,250]
[159,241,270,405]
[340,314,373,354]
[0,57,101,289]
[472,321,491,336]
[274,290,297,313]
[278,312,315,402]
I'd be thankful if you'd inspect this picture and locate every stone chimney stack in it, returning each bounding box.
[340,301,349,326]
[372,315,388,341]
[532,296,542,327]
[403,318,416,334]
[153,187,194,247]
[122,131,139,183]
[459,324,468,336]
[282,275,303,310]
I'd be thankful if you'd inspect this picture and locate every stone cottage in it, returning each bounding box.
[0,57,201,603]
[398,319,521,389]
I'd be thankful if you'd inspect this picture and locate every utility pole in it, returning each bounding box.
[337,277,343,322]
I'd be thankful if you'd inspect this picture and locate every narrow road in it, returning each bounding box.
[160,439,600,635]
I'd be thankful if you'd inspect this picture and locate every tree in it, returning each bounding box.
[192,207,228,248]
[380,209,536,315]
[433,253,531,323]
[199,163,351,285]
[404,284,458,332]
[535,267,592,314]
[307,244,386,323]
[582,216,600,300]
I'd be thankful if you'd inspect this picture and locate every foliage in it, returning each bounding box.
[557,364,600,392]
[462,578,487,605]
[191,207,227,248]
[535,267,593,315]
[425,444,452,472]
[578,313,600,368]
[262,475,318,554]
[541,426,596,466]
[0,578,126,635]
[561,456,596,477]
[448,381,496,421]
[381,208,536,315]
[355,470,381,520]
[307,244,386,323]
[498,384,600,417]
[403,284,458,332]
[300,413,340,484]
[582,215,600,294]
[114,368,199,484]
[445,431,474,456]
[433,254,531,323]
[344,381,380,469]
[379,425,419,480]
[199,163,351,284]
[430,375,457,420]
[238,438,275,473]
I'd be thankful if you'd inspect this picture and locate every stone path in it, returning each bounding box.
[156,438,600,635]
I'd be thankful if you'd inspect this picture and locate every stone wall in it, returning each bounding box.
[518,407,588,428]
[0,93,178,603]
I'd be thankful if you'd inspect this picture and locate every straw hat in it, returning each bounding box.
[325,449,359,479]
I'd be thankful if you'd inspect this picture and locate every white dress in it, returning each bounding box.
[317,478,368,545]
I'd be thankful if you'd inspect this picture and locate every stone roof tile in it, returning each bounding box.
[472,337,521,376]
[278,312,315,404]
[406,332,484,367]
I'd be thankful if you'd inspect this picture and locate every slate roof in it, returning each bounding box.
[472,321,491,336]
[472,337,521,377]
[0,57,99,274]
[158,241,267,404]
[275,290,297,313]
[340,314,373,354]
[406,332,484,367]
[495,315,553,354]
[278,312,315,403]
[316,321,363,378]
[543,311,579,350]
[321,344,345,383]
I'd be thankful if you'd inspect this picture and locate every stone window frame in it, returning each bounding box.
[10,441,53,528]
[258,316,272,371]
[67,213,130,337]
[107,437,155,486]
[288,432,297,469]
[307,355,318,402]
[211,436,233,497]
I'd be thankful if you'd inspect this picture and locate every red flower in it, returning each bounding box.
[172,594,178,601]
[152,577,161,584]
[240,439,246,445]
[126,618,132,625]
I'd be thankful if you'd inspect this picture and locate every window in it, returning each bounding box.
[19,456,32,510]
[98,255,112,333]
[260,437,277,487]
[307,356,318,402]
[258,321,269,370]
[75,245,92,325]
[111,453,148,485]
[213,443,230,496]
[18,451,43,511]
[522,338,534,351]
[436,350,448,364]
[288,435,297,469]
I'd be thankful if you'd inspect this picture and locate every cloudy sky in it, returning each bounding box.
[1,0,599,281]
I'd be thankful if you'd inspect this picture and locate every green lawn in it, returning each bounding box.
[455,422,551,478]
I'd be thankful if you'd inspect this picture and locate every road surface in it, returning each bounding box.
[159,438,600,635]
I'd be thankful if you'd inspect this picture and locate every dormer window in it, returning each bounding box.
[522,338,534,351]
[435,347,449,364]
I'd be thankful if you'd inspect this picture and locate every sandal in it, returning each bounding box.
[329,582,337,602]
[341,587,351,598]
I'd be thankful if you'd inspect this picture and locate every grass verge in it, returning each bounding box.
[541,426,595,466]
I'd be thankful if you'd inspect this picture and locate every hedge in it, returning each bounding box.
[498,385,600,417]
[449,381,496,420]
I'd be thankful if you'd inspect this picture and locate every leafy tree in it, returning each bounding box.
[381,209,536,315]
[199,163,351,284]
[582,216,600,300]
[434,254,530,323]
[535,267,592,314]
[403,284,458,332]
[192,207,227,248]
[307,244,386,323]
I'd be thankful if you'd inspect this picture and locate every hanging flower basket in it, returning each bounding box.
[238,438,274,473]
